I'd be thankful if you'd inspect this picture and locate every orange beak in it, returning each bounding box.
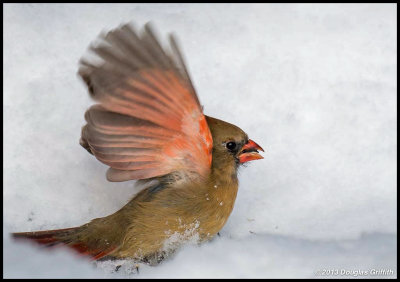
[238,139,264,163]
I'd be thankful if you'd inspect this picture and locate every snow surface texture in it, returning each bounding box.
[4,3,396,278]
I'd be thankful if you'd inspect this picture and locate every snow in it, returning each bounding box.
[3,226,397,278]
[3,3,397,278]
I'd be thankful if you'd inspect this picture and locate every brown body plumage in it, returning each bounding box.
[12,23,264,264]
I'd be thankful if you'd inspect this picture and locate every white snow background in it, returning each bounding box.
[3,3,397,278]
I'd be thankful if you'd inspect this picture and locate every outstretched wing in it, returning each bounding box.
[78,23,213,182]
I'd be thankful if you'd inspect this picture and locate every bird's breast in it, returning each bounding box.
[194,178,239,239]
[115,177,239,261]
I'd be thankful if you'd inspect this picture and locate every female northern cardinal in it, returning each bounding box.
[13,23,264,264]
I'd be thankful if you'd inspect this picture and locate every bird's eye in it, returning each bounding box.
[226,141,237,151]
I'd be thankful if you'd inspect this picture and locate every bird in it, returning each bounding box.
[12,22,264,265]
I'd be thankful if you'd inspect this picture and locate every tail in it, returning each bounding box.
[12,227,116,260]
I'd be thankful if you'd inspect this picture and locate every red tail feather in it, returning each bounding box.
[12,228,115,260]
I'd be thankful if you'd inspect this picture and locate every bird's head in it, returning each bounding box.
[205,116,264,171]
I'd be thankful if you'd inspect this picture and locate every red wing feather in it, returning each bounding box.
[79,23,213,182]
